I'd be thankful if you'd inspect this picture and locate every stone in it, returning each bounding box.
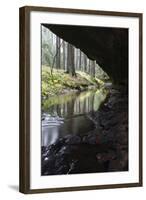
[58,145,72,155]
[65,135,81,145]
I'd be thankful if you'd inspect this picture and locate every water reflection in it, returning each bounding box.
[41,89,107,146]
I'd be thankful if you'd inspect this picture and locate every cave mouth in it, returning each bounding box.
[43,23,128,84]
[41,24,129,176]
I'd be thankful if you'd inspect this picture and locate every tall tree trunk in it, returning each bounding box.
[75,48,78,70]
[88,60,91,74]
[84,54,87,72]
[67,43,76,76]
[51,32,54,46]
[62,40,66,70]
[56,36,60,69]
[79,50,82,71]
[91,60,96,77]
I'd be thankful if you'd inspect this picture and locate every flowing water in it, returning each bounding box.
[41,89,107,147]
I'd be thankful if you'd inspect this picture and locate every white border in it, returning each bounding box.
[30,11,139,189]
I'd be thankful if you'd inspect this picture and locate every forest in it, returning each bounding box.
[41,25,109,98]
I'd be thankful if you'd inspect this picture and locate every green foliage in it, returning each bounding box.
[42,66,103,98]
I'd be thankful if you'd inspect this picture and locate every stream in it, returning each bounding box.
[41,89,107,147]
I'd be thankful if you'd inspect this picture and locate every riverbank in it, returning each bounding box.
[41,85,128,175]
[42,66,103,98]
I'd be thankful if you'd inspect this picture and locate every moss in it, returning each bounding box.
[42,66,103,98]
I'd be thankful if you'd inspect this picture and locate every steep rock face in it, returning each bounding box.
[43,24,128,83]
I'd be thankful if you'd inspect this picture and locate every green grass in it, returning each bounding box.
[42,66,101,97]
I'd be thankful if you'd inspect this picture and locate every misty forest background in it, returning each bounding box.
[41,25,109,98]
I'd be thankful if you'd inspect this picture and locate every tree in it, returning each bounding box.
[41,26,55,66]
[56,36,61,69]
[79,50,82,70]
[88,59,91,74]
[67,43,76,76]
[91,60,96,77]
[83,54,87,72]
[75,48,78,70]
[62,40,66,70]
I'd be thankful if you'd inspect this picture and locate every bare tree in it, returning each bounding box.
[83,54,87,72]
[91,60,96,77]
[56,36,61,69]
[62,40,66,70]
[67,43,76,76]
[79,50,82,70]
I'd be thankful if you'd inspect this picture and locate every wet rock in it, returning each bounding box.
[56,165,69,174]
[48,140,64,154]
[67,160,79,174]
[65,135,81,145]
[58,145,72,155]
[82,134,98,145]
[42,149,51,159]
[55,155,67,169]
[41,146,48,154]
[88,135,97,143]
[82,135,88,143]
[53,138,64,149]
[96,150,116,162]
[42,155,55,175]
[64,134,73,139]
[43,153,55,162]
[44,157,49,161]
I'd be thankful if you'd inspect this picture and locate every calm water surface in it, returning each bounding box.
[41,89,107,147]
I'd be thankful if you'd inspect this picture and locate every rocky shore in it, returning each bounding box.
[41,85,128,175]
